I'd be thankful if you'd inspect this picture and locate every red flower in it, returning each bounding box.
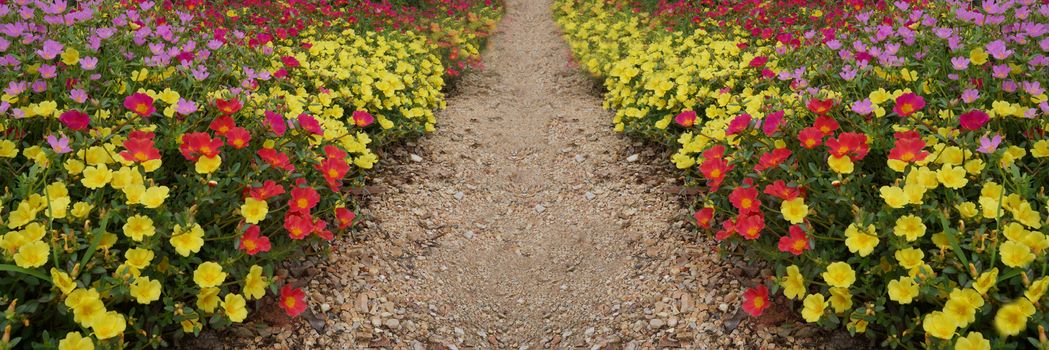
[120,136,161,163]
[215,98,243,116]
[826,132,869,160]
[297,114,324,136]
[675,110,698,127]
[313,219,333,241]
[726,113,752,135]
[123,93,155,117]
[239,225,271,255]
[701,145,726,160]
[59,110,90,131]
[959,109,989,131]
[248,180,285,200]
[323,145,348,160]
[178,132,223,161]
[693,207,714,228]
[281,55,300,68]
[813,116,839,136]
[797,127,824,149]
[284,213,314,240]
[729,186,761,214]
[893,93,926,117]
[699,157,732,190]
[209,116,236,135]
[257,148,294,171]
[317,158,350,189]
[279,285,307,317]
[763,180,801,200]
[352,110,374,127]
[225,127,251,149]
[742,285,770,317]
[335,208,357,229]
[888,136,929,163]
[806,98,834,116]
[754,148,792,172]
[288,186,320,214]
[715,218,737,241]
[777,225,810,256]
[736,213,765,240]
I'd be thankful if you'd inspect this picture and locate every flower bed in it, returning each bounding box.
[558,0,1049,348]
[0,0,499,348]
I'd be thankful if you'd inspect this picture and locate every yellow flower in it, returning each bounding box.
[193,262,227,288]
[801,293,827,323]
[944,288,984,327]
[51,268,77,294]
[91,311,126,340]
[129,276,162,304]
[1025,277,1049,303]
[241,198,269,224]
[80,165,113,189]
[970,47,989,65]
[879,186,908,208]
[197,287,221,313]
[955,332,990,350]
[821,262,856,288]
[956,202,978,218]
[974,268,998,295]
[244,265,268,300]
[828,287,852,314]
[888,277,920,304]
[894,247,924,270]
[827,154,854,174]
[844,224,879,256]
[1000,240,1035,268]
[141,186,170,208]
[58,332,94,350]
[170,223,205,257]
[65,288,106,327]
[994,298,1035,336]
[122,215,155,242]
[0,139,17,158]
[781,265,806,300]
[195,155,222,174]
[848,318,869,334]
[780,197,808,224]
[936,164,968,189]
[923,311,958,339]
[60,47,80,66]
[222,293,249,323]
[892,215,926,241]
[14,240,49,268]
[1032,140,1049,158]
[71,202,93,219]
[964,159,985,175]
[181,319,202,334]
[124,248,154,270]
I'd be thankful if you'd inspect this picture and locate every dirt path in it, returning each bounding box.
[221,0,833,348]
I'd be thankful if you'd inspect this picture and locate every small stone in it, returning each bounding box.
[574,154,586,163]
[626,154,639,162]
[463,231,475,239]
[410,154,423,162]
[584,191,596,200]
[535,204,546,213]
[454,191,465,200]
[649,318,665,329]
[385,319,401,329]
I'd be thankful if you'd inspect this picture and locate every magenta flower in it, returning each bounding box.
[977,134,1002,154]
[725,114,752,136]
[893,93,926,117]
[959,110,989,131]
[352,110,374,127]
[851,99,874,115]
[986,40,1013,60]
[36,40,63,60]
[46,134,72,154]
[59,110,90,131]
[761,110,784,136]
[124,93,155,117]
[674,110,697,127]
[297,114,324,136]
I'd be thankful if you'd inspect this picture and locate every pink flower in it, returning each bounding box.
[265,110,287,136]
[297,114,324,136]
[726,114,752,136]
[123,93,155,117]
[892,93,925,117]
[675,110,697,127]
[352,110,374,127]
[761,110,784,136]
[958,110,989,131]
[59,110,90,130]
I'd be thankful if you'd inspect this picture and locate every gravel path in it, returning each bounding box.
[212,0,846,348]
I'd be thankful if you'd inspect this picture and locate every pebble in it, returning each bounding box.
[535,204,546,213]
[626,154,639,162]
[385,319,401,329]
[574,154,586,162]
[454,191,465,200]
[463,230,475,239]
[410,154,423,162]
[584,191,596,200]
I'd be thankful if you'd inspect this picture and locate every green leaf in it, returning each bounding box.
[0,264,51,284]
